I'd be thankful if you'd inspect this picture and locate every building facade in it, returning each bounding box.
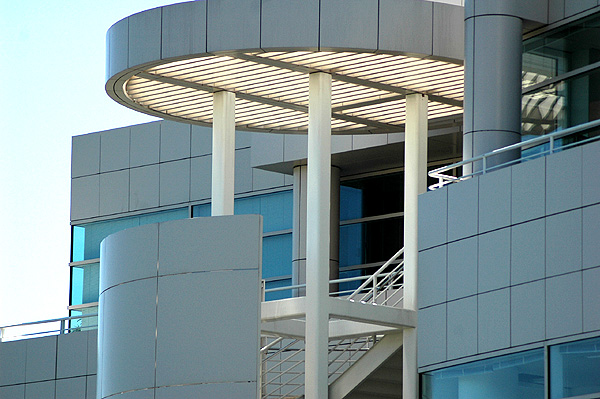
[1,0,600,398]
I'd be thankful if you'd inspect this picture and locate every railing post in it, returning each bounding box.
[60,319,66,334]
[0,327,4,342]
[550,136,555,154]
[482,155,487,174]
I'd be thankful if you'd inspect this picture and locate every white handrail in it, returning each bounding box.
[429,119,600,189]
[347,247,404,302]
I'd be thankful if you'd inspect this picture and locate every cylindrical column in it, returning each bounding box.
[212,90,236,216]
[329,166,341,294]
[292,165,308,297]
[463,3,523,173]
[403,93,428,399]
[305,71,332,399]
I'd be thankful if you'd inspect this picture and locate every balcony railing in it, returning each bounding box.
[0,313,98,342]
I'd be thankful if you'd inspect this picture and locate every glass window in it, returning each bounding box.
[69,306,98,332]
[264,278,292,301]
[340,173,403,220]
[263,233,292,279]
[422,349,545,399]
[339,217,402,268]
[550,336,600,399]
[70,262,100,306]
[71,207,188,262]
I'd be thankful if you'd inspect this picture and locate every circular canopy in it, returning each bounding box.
[121,51,463,134]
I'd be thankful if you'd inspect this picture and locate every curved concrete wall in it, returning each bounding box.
[106,0,464,86]
[98,215,262,399]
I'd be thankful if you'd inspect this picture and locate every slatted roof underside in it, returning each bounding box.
[124,51,464,134]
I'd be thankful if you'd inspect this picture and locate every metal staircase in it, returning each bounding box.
[260,248,409,399]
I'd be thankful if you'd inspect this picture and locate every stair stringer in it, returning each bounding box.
[329,331,403,399]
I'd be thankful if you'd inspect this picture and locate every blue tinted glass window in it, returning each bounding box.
[234,190,293,233]
[339,218,402,267]
[265,278,292,301]
[550,336,600,399]
[340,185,363,220]
[70,262,100,305]
[192,203,211,217]
[422,349,544,399]
[263,233,292,279]
[72,207,188,261]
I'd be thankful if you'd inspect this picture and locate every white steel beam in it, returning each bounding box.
[211,90,236,216]
[305,72,332,399]
[403,93,428,399]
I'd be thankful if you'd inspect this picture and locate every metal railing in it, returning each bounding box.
[429,119,600,190]
[0,314,98,342]
[260,335,377,399]
[264,248,405,307]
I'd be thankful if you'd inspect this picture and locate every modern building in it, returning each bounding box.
[1,0,600,398]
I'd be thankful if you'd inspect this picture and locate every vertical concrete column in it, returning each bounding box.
[403,93,428,399]
[212,90,236,216]
[305,71,332,399]
[292,165,308,297]
[463,1,523,173]
[293,165,341,297]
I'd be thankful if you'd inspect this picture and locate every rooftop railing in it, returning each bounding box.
[0,314,98,342]
[429,119,600,190]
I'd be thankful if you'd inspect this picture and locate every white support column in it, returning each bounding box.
[403,93,428,399]
[211,90,236,216]
[305,72,332,399]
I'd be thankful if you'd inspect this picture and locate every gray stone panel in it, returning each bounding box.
[582,140,600,205]
[129,165,159,211]
[25,381,55,399]
[99,170,129,215]
[418,187,447,250]
[546,272,583,339]
[0,341,27,386]
[418,245,447,308]
[546,209,582,277]
[549,0,565,23]
[511,219,545,285]
[447,237,477,301]
[478,228,510,293]
[583,267,600,332]
[162,2,207,59]
[190,156,212,201]
[25,336,56,382]
[261,0,319,49]
[100,127,130,173]
[320,0,378,50]
[352,134,387,151]
[417,304,446,367]
[207,0,261,52]
[57,331,88,379]
[251,133,284,167]
[72,134,100,178]
[546,147,582,215]
[236,131,252,149]
[100,223,159,292]
[130,123,160,168]
[87,330,98,375]
[128,8,161,67]
[191,125,212,157]
[253,169,285,191]
[71,175,100,220]
[284,134,307,162]
[158,216,262,276]
[583,204,600,269]
[433,3,464,60]
[0,385,24,399]
[155,271,259,386]
[379,0,433,55]
[332,135,353,153]
[447,296,477,360]
[478,288,510,353]
[160,121,191,162]
[160,159,191,206]
[155,382,257,399]
[100,279,157,398]
[448,177,478,241]
[86,375,97,399]
[511,156,545,224]
[56,376,87,399]
[107,18,128,82]
[235,148,253,194]
[478,167,511,233]
[472,0,548,23]
[565,0,597,17]
[511,280,545,346]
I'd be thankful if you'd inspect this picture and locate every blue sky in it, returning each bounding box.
[0,1,183,327]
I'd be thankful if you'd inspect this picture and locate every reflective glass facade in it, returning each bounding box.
[550,337,600,399]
